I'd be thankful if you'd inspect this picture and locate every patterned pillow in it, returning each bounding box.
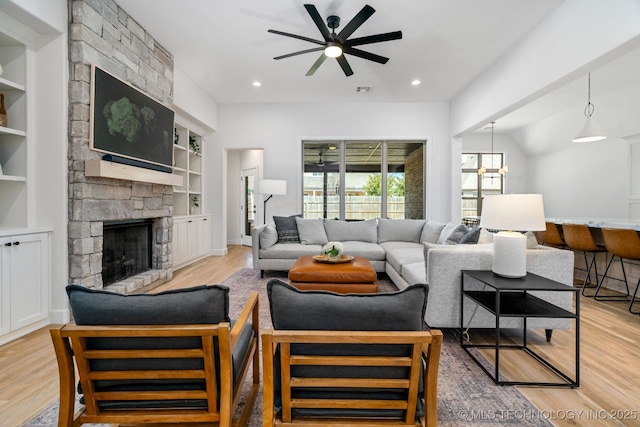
[273,214,302,243]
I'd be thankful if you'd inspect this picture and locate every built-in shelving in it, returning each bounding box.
[0,33,27,229]
[173,123,203,216]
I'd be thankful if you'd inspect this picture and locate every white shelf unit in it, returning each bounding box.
[173,123,203,216]
[0,35,27,229]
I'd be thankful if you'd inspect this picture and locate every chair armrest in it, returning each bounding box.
[230,291,259,349]
[422,329,443,427]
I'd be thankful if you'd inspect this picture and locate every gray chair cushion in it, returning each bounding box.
[324,219,377,243]
[267,279,428,418]
[274,214,302,243]
[66,284,252,407]
[377,218,426,243]
[420,221,447,243]
[295,217,328,245]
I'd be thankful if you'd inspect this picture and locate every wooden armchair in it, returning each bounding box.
[262,279,443,427]
[262,329,442,427]
[50,285,259,427]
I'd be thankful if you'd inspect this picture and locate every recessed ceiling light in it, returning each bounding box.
[252,81,261,87]
[411,79,421,86]
[328,146,336,150]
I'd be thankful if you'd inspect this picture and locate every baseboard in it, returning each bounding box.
[50,309,71,324]
[210,247,228,256]
[227,239,241,245]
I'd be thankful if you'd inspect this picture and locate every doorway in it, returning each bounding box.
[240,168,256,246]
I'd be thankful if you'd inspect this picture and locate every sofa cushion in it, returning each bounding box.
[324,219,377,243]
[260,243,323,259]
[260,224,279,249]
[401,262,427,286]
[341,241,386,261]
[438,223,469,245]
[420,221,447,243]
[295,217,328,245]
[385,247,424,276]
[377,218,426,243]
[274,214,302,243]
[459,226,481,244]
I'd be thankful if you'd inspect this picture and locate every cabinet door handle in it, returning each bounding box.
[188,220,193,223]
[13,241,19,246]
[4,242,11,247]
[203,218,208,221]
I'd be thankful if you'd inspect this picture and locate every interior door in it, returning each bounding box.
[241,168,256,246]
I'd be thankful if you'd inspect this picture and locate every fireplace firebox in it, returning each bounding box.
[102,219,152,286]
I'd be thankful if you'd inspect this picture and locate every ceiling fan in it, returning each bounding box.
[268,4,402,77]
[305,151,335,168]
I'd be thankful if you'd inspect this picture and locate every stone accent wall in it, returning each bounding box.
[404,147,424,219]
[68,0,175,290]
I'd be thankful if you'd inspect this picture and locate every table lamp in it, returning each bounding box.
[479,194,546,278]
[259,179,287,224]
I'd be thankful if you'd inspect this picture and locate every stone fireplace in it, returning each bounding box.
[68,0,176,293]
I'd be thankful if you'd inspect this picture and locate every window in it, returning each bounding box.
[462,152,504,221]
[303,140,425,220]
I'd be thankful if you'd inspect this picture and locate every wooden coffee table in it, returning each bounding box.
[288,255,378,294]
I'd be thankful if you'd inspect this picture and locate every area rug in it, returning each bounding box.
[26,269,552,427]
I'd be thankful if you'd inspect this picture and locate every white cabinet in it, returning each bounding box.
[172,215,211,269]
[0,232,50,344]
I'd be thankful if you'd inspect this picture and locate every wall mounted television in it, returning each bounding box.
[90,65,174,169]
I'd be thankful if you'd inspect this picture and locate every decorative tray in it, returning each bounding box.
[312,254,355,264]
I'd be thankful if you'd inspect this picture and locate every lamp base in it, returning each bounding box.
[492,231,527,278]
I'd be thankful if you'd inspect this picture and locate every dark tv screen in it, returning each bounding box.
[91,65,174,168]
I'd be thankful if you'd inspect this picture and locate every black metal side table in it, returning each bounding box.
[460,270,579,387]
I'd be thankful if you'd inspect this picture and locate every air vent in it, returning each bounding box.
[356,85,373,93]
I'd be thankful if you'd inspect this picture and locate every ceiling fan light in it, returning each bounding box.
[324,43,343,58]
[573,117,607,143]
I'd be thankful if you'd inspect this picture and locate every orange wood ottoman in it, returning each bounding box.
[288,255,378,294]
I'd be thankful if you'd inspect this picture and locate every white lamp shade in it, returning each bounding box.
[479,194,545,232]
[259,179,287,196]
[573,117,607,143]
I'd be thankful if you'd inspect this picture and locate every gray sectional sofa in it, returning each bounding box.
[251,217,574,331]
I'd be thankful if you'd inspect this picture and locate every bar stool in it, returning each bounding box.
[535,221,566,249]
[598,228,640,314]
[561,223,608,296]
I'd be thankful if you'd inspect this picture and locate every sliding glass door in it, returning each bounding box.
[302,140,425,220]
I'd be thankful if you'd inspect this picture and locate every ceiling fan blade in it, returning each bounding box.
[343,46,389,64]
[336,55,354,77]
[274,47,324,60]
[304,4,333,42]
[306,53,328,76]
[335,4,375,44]
[268,29,325,46]
[345,31,403,47]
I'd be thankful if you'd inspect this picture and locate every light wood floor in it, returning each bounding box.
[1,245,639,427]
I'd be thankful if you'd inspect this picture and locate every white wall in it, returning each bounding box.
[173,67,218,132]
[461,132,528,195]
[226,149,263,245]
[208,102,450,253]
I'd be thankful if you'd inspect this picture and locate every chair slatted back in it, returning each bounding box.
[262,329,443,427]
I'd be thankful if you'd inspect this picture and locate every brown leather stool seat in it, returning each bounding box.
[288,256,378,294]
[562,223,608,296]
[536,221,566,249]
[598,228,640,314]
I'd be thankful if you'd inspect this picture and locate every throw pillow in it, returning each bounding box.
[324,219,377,243]
[525,231,539,249]
[273,214,302,243]
[459,226,481,244]
[477,228,494,243]
[260,224,278,249]
[420,221,447,244]
[439,223,469,245]
[295,217,328,245]
[377,218,426,243]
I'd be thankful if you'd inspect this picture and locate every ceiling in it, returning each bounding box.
[116,0,564,105]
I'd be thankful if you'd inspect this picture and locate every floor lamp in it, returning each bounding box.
[259,179,287,224]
